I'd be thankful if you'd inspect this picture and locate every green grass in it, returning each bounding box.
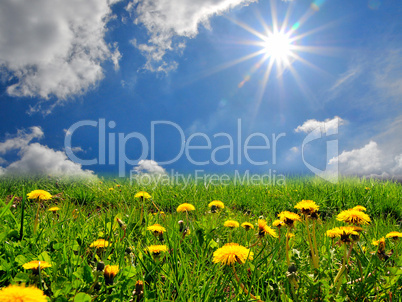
[0,176,402,301]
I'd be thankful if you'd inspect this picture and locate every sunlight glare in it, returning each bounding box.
[263,31,293,65]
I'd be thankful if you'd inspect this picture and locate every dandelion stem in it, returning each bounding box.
[232,265,263,302]
[19,192,25,241]
[312,220,319,269]
[285,229,291,267]
[304,217,316,269]
[34,200,40,235]
[334,242,354,294]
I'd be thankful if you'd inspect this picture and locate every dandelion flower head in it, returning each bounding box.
[386,231,402,240]
[145,245,168,255]
[337,209,371,225]
[134,191,151,199]
[277,211,301,227]
[104,265,119,279]
[208,200,225,209]
[22,260,52,271]
[213,243,254,266]
[294,200,319,215]
[27,190,52,201]
[177,203,195,212]
[90,239,109,248]
[48,207,60,212]
[147,224,166,234]
[0,284,47,302]
[241,222,254,231]
[224,220,239,229]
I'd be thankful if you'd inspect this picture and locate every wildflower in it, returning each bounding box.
[208,200,225,212]
[116,184,121,187]
[224,220,239,229]
[104,265,119,285]
[287,233,295,239]
[145,245,168,256]
[258,220,278,238]
[48,206,60,212]
[133,281,144,300]
[176,203,195,212]
[272,220,284,228]
[213,243,254,265]
[278,211,301,228]
[326,228,339,239]
[386,231,402,240]
[134,191,151,199]
[241,222,254,231]
[372,237,386,255]
[337,209,371,225]
[27,190,52,201]
[351,205,367,212]
[22,261,52,274]
[326,226,358,243]
[0,284,47,302]
[294,200,319,216]
[365,187,371,191]
[147,224,166,235]
[90,239,109,248]
[99,181,103,184]
[109,188,114,191]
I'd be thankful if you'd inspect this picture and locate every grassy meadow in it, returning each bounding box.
[1,176,402,301]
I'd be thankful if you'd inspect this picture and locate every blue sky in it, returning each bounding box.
[0,0,401,179]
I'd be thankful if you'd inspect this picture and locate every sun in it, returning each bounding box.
[262,31,293,66]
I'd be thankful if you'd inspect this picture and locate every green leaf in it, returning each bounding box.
[122,266,136,278]
[38,251,52,264]
[14,254,27,266]
[13,272,29,282]
[82,263,94,283]
[73,293,92,302]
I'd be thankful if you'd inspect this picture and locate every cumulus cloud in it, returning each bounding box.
[0,127,94,178]
[0,0,121,110]
[133,159,166,174]
[295,116,345,133]
[127,0,257,73]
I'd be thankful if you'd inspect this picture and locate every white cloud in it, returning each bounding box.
[290,146,299,153]
[0,126,43,154]
[133,159,166,174]
[0,127,94,178]
[0,0,121,109]
[295,116,345,133]
[127,0,257,73]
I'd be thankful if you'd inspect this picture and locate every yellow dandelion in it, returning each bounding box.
[224,220,239,229]
[287,233,295,239]
[134,191,151,199]
[176,203,195,212]
[386,231,402,240]
[208,200,225,209]
[365,187,371,191]
[278,211,301,227]
[241,222,254,231]
[294,200,319,215]
[90,239,109,248]
[213,243,254,265]
[27,190,52,201]
[116,184,121,187]
[109,188,114,191]
[272,220,284,228]
[337,209,371,225]
[326,226,358,243]
[351,205,367,212]
[48,206,60,212]
[372,237,386,254]
[147,224,166,234]
[145,245,168,255]
[23,260,52,271]
[261,225,279,238]
[104,265,119,279]
[0,284,47,302]
[326,228,340,239]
